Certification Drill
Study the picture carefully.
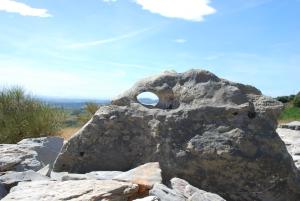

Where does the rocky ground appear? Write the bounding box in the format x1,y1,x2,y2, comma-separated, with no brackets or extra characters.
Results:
277,121,300,169
1,70,300,201
0,137,225,200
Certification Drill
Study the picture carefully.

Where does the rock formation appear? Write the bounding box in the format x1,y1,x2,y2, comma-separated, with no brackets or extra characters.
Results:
277,124,300,169
0,137,63,172
53,69,300,201
279,121,300,130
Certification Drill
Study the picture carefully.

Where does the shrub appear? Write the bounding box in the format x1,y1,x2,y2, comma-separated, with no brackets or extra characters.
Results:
0,87,66,143
77,102,100,124
294,94,300,107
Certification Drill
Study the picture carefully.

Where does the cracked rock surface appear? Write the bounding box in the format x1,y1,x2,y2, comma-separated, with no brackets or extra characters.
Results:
53,69,300,201
1,180,139,201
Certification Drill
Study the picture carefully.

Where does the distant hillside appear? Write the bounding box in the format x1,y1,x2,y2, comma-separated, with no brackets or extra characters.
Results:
40,97,111,109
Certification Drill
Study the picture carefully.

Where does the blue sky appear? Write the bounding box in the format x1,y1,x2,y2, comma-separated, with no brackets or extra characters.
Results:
0,0,299,99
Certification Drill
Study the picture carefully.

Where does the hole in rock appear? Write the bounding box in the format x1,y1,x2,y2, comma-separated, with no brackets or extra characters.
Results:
248,111,256,119
79,152,85,157
137,92,159,107
232,112,239,116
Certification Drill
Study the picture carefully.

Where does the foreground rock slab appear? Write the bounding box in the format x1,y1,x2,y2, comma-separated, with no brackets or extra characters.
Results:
170,178,226,201
2,180,139,201
279,121,300,130
149,178,225,201
277,128,300,168
133,196,160,201
0,137,63,172
0,170,49,189
54,69,300,201
114,162,162,190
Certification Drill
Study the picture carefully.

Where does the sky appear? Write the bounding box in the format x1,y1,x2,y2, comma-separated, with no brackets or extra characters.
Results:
0,0,299,99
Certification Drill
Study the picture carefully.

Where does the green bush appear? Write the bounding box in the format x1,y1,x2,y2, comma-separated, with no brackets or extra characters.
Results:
77,102,100,125
0,87,66,143
293,94,300,108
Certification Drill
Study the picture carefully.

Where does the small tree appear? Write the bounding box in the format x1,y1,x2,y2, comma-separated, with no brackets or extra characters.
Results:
0,87,66,143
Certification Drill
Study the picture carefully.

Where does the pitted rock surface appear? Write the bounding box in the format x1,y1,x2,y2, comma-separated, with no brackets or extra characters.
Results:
54,69,300,201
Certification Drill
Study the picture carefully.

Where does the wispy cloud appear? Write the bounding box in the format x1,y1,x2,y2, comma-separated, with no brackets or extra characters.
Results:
174,38,186,43
0,0,51,17
67,27,152,49
135,0,216,21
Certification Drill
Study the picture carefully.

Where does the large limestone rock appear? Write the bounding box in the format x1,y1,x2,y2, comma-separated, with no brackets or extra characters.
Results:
0,137,63,172
54,69,300,201
2,180,139,201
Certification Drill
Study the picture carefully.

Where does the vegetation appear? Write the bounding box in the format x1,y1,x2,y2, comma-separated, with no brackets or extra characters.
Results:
276,95,296,104
277,93,300,122
279,105,300,122
293,94,300,108
0,87,66,143
59,102,101,139
77,102,100,125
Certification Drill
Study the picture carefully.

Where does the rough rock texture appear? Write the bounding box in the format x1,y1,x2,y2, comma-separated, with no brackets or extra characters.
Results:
150,183,185,201
133,196,160,201
150,178,225,201
50,171,123,181
2,180,139,201
0,182,7,199
170,178,226,201
114,162,162,189
277,128,300,168
0,170,49,189
0,137,63,172
279,121,300,131
54,69,300,201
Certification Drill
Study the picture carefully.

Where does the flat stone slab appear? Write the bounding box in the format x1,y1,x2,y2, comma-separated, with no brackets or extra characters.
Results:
0,137,63,172
149,178,226,201
114,162,162,189
50,171,123,181
0,182,7,199
2,180,139,201
0,170,49,189
279,121,300,130
277,128,300,168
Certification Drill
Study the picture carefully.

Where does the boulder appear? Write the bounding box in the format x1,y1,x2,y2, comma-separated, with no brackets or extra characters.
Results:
0,170,49,189
2,180,139,201
54,69,300,200
277,128,300,168
0,137,63,172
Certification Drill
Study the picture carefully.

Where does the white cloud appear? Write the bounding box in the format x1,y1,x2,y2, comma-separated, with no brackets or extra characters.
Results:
135,0,216,21
0,0,51,17
174,38,186,43
67,27,152,49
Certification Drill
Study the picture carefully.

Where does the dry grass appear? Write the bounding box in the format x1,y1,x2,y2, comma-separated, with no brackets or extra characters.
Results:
59,127,81,140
